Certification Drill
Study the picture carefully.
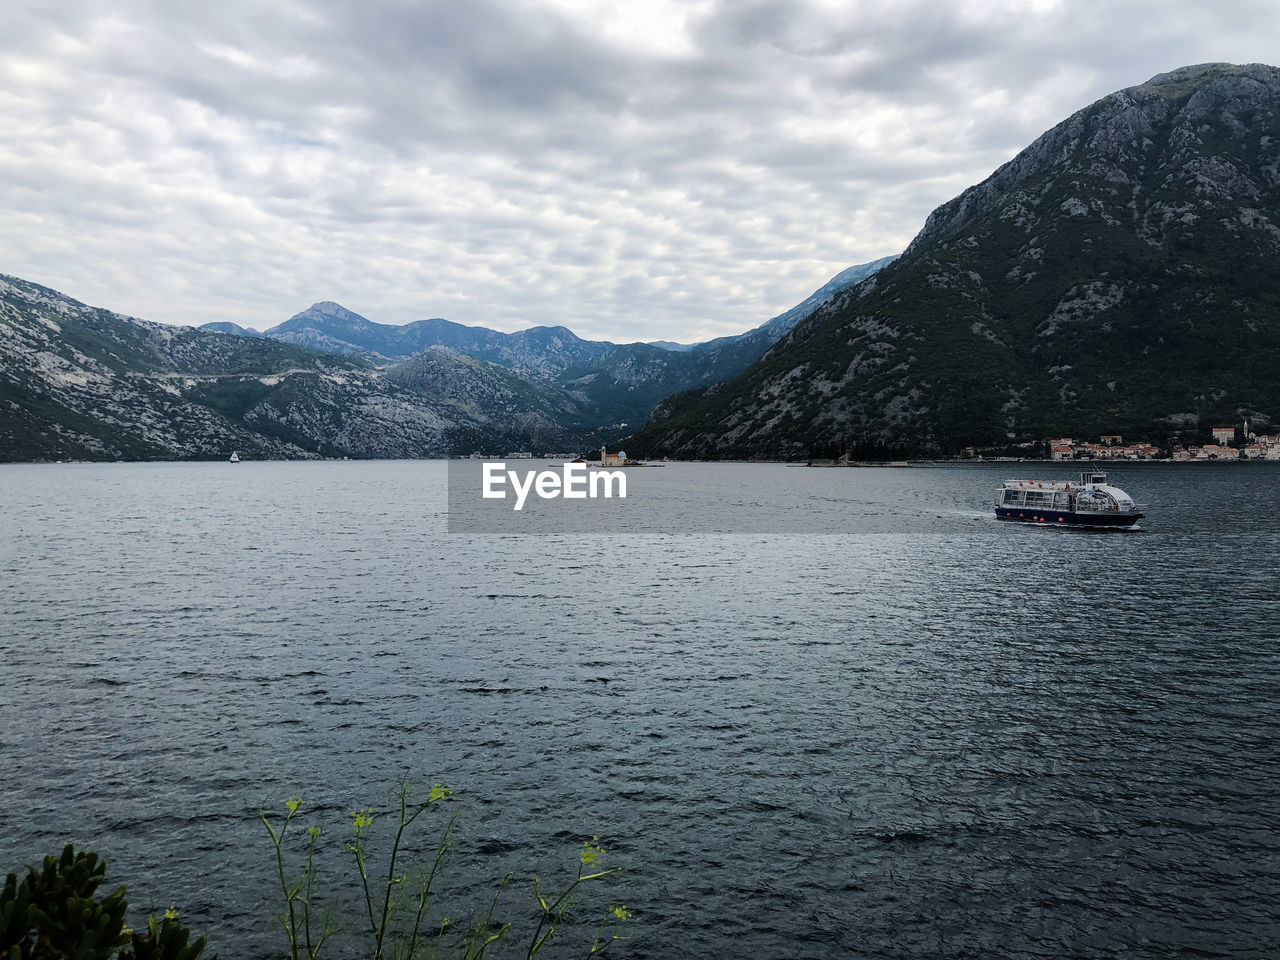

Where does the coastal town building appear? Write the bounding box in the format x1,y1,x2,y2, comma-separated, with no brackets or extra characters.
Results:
1244,434,1280,459
1049,422,1278,461
1050,437,1160,460
1194,444,1239,460
1171,433,1279,460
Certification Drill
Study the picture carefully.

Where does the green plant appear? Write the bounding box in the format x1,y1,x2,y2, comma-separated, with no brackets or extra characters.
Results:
124,910,211,960
526,838,627,959
261,796,337,960
0,844,213,960
264,782,632,960
347,783,458,960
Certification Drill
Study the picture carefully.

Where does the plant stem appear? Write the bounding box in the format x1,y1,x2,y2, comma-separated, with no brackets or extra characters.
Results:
303,828,318,959
405,812,458,960
353,828,377,948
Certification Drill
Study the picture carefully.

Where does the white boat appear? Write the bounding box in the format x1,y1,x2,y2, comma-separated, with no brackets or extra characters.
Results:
229,451,240,463
994,472,1143,527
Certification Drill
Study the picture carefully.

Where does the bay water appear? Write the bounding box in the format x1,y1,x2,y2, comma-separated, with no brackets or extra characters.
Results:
2,460,1277,958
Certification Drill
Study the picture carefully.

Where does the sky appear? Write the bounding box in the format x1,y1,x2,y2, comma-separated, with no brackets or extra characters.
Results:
2,1,1278,344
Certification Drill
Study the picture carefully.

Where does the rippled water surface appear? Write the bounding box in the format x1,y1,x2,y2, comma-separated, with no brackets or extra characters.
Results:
2,460,1278,958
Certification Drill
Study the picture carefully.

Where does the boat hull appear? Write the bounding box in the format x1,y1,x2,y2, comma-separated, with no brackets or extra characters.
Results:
994,507,1143,527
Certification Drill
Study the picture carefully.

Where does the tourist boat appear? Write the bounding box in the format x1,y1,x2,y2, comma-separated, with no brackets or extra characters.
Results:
994,471,1144,527
229,451,240,463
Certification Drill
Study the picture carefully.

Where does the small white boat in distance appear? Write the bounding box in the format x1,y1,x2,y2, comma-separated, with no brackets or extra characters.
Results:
229,451,240,463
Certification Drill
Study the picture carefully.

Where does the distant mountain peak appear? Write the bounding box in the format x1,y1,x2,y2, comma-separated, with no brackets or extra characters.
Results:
199,321,262,337
282,300,373,326
904,60,1280,257
305,300,360,317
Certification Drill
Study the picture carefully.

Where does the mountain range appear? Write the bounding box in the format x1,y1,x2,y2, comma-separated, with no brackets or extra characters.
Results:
0,273,449,460
200,255,897,430
200,256,898,372
628,63,1280,458
0,257,892,461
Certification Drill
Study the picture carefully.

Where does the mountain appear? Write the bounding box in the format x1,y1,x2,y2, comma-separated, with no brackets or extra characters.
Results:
233,258,897,373
0,275,600,461
247,302,615,378
696,255,899,349
627,63,1280,459
207,257,896,430
2,252,898,461
384,347,608,450
200,321,262,337
553,254,903,428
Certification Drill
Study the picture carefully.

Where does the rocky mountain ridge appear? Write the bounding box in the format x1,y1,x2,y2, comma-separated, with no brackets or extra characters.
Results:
208,258,897,373
0,275,597,460
0,254,895,460
262,303,612,378
628,63,1280,458
201,257,898,431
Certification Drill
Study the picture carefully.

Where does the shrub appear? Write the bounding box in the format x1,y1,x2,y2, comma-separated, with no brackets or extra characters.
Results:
0,845,212,960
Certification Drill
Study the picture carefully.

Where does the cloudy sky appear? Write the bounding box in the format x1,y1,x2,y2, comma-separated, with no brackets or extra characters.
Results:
2,1,1277,343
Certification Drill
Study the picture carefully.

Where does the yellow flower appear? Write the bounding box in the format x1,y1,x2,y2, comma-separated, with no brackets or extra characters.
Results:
580,836,605,866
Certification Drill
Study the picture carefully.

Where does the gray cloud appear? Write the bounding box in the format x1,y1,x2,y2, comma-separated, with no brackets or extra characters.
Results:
2,0,1279,342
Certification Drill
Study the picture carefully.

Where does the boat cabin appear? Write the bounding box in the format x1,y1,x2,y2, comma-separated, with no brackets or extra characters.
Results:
999,485,1073,511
